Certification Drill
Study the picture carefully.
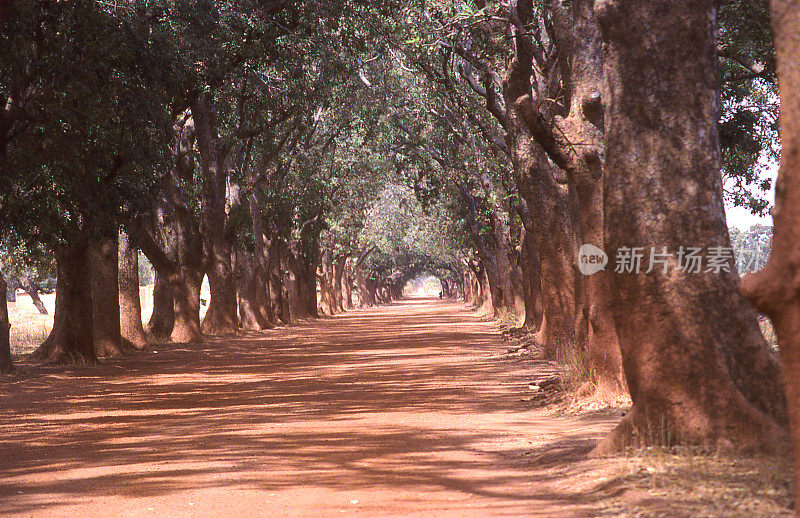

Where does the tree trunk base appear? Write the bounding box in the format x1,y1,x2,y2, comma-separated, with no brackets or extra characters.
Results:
590,403,788,458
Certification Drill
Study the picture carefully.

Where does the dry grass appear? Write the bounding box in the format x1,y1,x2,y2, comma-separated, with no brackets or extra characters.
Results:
602,448,795,517
8,293,55,355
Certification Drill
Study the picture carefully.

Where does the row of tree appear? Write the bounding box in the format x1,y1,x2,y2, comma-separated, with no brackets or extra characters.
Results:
2,0,800,494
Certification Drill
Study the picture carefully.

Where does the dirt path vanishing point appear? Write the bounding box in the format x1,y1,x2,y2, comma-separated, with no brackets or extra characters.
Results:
0,299,723,517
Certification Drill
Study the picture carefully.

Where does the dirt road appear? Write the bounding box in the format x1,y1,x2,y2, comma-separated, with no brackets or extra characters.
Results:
0,299,630,517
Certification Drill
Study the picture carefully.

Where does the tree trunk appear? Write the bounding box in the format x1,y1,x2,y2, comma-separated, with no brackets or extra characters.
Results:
459,184,509,316
317,250,335,316
503,7,582,359
520,226,543,331
740,0,800,500
90,237,124,357
476,262,494,314
118,230,148,350
288,250,315,320
593,0,786,454
0,272,13,373
248,190,276,325
136,112,204,343
234,249,270,331
34,239,97,364
356,269,376,308
549,0,625,398
333,255,346,313
192,94,238,336
268,241,289,324
16,274,47,315
343,258,354,310
147,270,174,338
169,265,203,343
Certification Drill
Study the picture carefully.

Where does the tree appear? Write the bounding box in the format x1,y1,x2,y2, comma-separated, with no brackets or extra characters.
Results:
740,0,800,503
0,271,12,373
0,1,172,362
593,0,785,453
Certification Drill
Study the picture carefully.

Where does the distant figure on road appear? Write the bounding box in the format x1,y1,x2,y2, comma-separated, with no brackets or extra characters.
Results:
439,291,443,299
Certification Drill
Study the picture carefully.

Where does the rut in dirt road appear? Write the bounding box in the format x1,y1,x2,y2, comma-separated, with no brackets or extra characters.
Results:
0,299,621,516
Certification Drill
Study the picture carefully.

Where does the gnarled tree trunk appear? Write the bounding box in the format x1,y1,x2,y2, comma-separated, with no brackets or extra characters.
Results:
594,0,786,453
118,231,148,350
234,249,270,331
34,238,96,364
147,270,174,338
740,0,800,500
192,94,238,336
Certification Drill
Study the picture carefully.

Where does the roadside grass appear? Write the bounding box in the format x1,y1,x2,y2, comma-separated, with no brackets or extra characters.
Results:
604,447,795,517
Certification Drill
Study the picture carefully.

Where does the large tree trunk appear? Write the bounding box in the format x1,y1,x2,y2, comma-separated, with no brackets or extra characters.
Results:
474,262,494,314
147,270,174,338
317,250,335,316
549,0,625,398
356,269,376,308
333,255,346,313
169,265,203,343
479,172,521,320
234,249,270,331
287,249,318,320
740,0,800,501
135,111,205,343
343,258,354,310
192,94,239,336
247,188,276,325
593,0,786,454
503,71,579,358
90,237,124,357
520,225,543,331
118,231,148,350
268,241,289,324
0,272,13,373
34,239,97,364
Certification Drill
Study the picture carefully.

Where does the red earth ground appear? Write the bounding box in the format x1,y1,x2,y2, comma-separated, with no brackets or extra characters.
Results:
0,299,698,516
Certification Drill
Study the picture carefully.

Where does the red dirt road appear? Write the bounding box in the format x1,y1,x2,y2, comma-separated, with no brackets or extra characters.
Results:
0,299,624,517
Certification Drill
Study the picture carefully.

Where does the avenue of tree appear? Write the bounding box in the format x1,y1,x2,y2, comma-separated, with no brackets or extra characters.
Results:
2,0,800,504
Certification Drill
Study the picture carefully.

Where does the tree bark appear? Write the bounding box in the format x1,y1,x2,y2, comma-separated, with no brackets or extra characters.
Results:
192,94,239,335
317,249,335,316
247,188,276,325
169,265,203,343
0,272,13,373
333,255,347,313
740,0,800,501
90,237,124,357
520,225,543,331
34,239,97,364
118,230,148,350
342,257,354,310
147,270,174,338
503,83,581,357
269,240,290,324
234,248,270,331
549,0,625,398
593,0,786,454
